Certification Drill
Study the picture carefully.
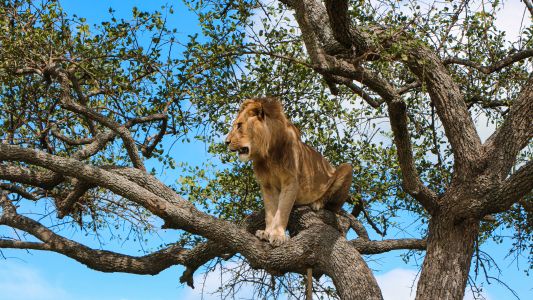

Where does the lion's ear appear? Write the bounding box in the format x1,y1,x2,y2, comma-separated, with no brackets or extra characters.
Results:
251,105,265,120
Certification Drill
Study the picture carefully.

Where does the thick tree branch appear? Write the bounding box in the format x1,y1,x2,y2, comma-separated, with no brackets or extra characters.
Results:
280,0,344,54
387,100,439,214
0,208,189,275
323,0,375,56
0,239,51,250
0,164,61,189
407,47,482,179
0,145,357,280
178,241,234,288
324,0,352,48
485,76,533,178
476,160,533,216
444,49,533,74
351,238,427,254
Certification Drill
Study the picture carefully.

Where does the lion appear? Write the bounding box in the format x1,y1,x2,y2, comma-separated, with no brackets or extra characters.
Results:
225,97,353,246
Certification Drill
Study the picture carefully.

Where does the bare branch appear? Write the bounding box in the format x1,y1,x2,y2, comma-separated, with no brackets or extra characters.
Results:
179,241,233,288
51,127,94,145
70,130,116,160
444,49,533,74
351,238,427,254
59,100,145,171
0,183,37,200
397,81,421,95
141,117,168,158
0,191,16,214
342,81,384,108
340,210,370,240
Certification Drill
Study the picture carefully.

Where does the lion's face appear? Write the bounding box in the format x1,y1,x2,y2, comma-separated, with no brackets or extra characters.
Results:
225,101,268,162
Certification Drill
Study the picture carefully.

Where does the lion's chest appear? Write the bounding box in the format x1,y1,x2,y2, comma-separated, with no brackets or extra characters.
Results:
253,159,333,205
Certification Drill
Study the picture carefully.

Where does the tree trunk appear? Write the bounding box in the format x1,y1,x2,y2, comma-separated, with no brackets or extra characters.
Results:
415,213,479,300
317,227,383,300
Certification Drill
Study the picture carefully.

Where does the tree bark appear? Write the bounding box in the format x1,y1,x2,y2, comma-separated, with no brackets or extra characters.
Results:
415,213,479,300
314,225,383,300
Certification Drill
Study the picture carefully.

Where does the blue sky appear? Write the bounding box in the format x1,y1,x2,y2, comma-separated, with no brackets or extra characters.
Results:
0,1,531,299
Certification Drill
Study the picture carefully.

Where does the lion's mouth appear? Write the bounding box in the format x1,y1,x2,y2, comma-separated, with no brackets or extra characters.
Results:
238,147,249,155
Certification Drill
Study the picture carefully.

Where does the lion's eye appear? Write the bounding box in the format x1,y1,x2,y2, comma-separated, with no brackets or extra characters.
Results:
236,122,242,129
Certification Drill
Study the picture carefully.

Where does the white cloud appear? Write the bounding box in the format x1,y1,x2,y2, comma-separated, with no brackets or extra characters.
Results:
0,261,69,300
376,268,492,300
376,268,419,300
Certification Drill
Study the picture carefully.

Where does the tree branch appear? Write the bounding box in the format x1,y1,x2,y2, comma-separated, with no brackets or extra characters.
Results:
51,127,95,145
280,0,344,54
0,145,324,276
484,76,533,178
323,0,374,56
522,0,533,17
56,179,93,218
444,49,533,74
342,81,384,108
0,209,190,275
407,47,482,179
0,239,52,250
387,100,439,214
351,238,427,254
0,183,37,200
141,117,168,158
59,99,145,171
476,160,533,216
0,164,61,189
46,69,145,171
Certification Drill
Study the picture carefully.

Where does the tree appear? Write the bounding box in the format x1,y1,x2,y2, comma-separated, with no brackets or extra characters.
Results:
0,0,531,299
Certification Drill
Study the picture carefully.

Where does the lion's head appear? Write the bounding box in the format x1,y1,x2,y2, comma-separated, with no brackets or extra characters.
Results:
225,97,287,162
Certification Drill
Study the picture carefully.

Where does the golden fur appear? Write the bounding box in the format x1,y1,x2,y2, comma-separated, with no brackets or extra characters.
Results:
226,97,353,246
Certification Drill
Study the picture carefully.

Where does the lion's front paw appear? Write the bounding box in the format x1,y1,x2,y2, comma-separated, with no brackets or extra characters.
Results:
255,229,270,241
310,201,323,211
268,232,289,247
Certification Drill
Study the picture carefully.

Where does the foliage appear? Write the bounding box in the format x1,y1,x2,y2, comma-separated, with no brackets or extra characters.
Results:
0,0,531,298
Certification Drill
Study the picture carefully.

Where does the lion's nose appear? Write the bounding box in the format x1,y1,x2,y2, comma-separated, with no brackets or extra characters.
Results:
225,139,230,146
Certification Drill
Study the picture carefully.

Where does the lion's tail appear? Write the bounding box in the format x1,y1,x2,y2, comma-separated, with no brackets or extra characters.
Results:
324,163,353,212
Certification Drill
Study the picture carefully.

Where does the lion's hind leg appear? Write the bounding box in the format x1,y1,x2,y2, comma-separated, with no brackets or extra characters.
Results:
324,163,353,212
